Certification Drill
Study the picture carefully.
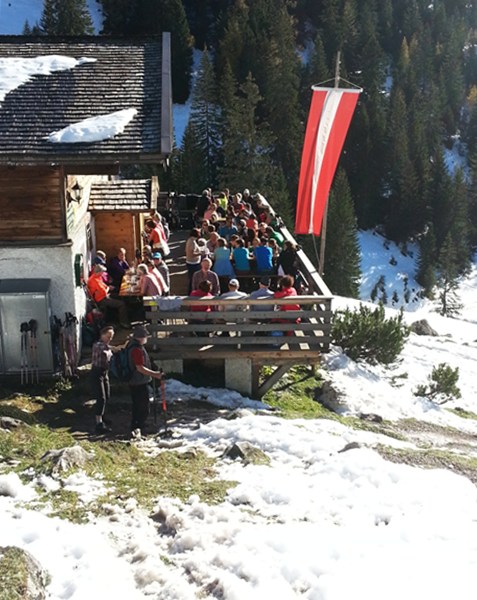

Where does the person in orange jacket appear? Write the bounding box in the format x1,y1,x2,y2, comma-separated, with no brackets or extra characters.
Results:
87,265,130,328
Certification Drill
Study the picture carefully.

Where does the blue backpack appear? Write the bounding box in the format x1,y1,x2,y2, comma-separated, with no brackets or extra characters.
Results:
109,340,139,382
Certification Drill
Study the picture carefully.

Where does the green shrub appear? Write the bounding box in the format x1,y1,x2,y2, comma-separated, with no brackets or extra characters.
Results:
414,363,461,404
331,304,409,365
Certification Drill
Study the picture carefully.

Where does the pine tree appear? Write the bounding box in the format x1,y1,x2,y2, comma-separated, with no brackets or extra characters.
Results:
98,0,132,33
22,20,32,35
100,0,193,102
40,0,94,35
189,49,222,188
467,150,477,248
154,0,194,103
219,72,274,192
39,0,58,34
216,1,252,84
448,169,471,275
437,234,463,317
416,224,437,297
428,147,453,252
323,169,361,297
300,33,329,113
176,123,208,192
320,0,343,65
344,6,387,229
384,86,419,241
261,1,303,196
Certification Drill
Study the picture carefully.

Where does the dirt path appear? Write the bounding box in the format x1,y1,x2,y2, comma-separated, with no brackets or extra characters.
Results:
371,417,477,485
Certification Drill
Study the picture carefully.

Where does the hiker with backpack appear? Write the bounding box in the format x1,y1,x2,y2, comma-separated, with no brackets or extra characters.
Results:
127,324,164,437
91,325,125,434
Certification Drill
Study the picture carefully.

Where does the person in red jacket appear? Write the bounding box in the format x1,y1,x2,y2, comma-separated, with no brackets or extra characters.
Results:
87,265,129,328
274,275,300,311
273,275,301,337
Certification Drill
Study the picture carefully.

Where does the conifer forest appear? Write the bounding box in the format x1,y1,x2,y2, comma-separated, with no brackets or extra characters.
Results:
30,0,477,297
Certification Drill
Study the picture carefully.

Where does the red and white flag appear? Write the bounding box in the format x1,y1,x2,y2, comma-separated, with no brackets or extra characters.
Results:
295,87,361,236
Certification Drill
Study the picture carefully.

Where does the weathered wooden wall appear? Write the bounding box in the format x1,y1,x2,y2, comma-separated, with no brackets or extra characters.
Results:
0,166,64,242
93,212,141,261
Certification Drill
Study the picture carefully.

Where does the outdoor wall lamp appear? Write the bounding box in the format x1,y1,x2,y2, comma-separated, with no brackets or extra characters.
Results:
69,181,83,203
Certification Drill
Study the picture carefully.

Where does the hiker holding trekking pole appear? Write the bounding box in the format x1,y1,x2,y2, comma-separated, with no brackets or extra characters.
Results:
128,324,165,437
90,325,125,434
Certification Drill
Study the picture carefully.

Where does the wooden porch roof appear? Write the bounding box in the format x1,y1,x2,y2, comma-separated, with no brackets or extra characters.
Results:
88,179,157,212
0,35,172,166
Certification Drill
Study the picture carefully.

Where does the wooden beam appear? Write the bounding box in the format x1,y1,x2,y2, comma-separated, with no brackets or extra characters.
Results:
148,348,322,361
256,363,295,398
63,165,120,175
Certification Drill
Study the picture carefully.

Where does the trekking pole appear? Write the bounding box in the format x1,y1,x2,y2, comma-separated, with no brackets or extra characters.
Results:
65,312,78,379
152,376,158,427
160,370,171,437
28,319,39,383
51,316,62,373
20,322,29,385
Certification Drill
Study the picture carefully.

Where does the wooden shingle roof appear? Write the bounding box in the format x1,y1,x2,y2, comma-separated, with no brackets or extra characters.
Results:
0,35,172,166
89,179,155,212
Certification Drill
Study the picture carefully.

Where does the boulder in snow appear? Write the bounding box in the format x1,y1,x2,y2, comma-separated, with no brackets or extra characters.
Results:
410,319,439,336
338,441,362,453
223,442,270,465
0,546,49,600
41,445,94,475
314,382,349,413
0,416,27,430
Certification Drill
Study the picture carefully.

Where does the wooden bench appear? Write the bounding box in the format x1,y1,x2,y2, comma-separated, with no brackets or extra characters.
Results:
143,295,332,397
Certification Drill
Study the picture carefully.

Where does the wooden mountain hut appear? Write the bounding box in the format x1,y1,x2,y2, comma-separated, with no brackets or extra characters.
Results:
0,34,173,374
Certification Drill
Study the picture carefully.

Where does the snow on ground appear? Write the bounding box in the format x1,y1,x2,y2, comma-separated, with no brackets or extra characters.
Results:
1,232,477,598
173,49,202,148
358,229,422,309
331,230,477,427
47,108,137,144
2,408,477,599
444,134,469,178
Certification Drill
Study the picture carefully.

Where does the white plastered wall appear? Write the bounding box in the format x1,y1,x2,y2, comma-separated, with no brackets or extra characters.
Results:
0,244,79,320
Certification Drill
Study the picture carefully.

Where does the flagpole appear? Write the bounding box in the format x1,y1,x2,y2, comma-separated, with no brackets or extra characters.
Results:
318,51,341,277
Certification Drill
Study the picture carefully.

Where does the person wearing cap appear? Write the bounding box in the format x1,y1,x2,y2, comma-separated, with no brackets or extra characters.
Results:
215,278,248,337
87,264,130,328
191,258,220,296
218,279,247,310
152,252,170,292
128,324,164,436
89,250,111,284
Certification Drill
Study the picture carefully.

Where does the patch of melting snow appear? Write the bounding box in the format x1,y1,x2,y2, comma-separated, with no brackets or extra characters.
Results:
0,55,96,104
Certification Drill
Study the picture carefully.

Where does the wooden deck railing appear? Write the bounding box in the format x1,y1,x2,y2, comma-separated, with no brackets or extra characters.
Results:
143,295,332,360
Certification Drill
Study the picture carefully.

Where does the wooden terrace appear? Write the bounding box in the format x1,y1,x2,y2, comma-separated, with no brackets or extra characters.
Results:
143,225,333,398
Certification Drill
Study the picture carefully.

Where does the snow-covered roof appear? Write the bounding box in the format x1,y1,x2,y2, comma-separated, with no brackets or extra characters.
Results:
0,36,173,165
47,108,138,144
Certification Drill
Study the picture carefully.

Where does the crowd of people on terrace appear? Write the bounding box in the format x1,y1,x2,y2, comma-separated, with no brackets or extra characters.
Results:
184,187,304,296
86,187,306,328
